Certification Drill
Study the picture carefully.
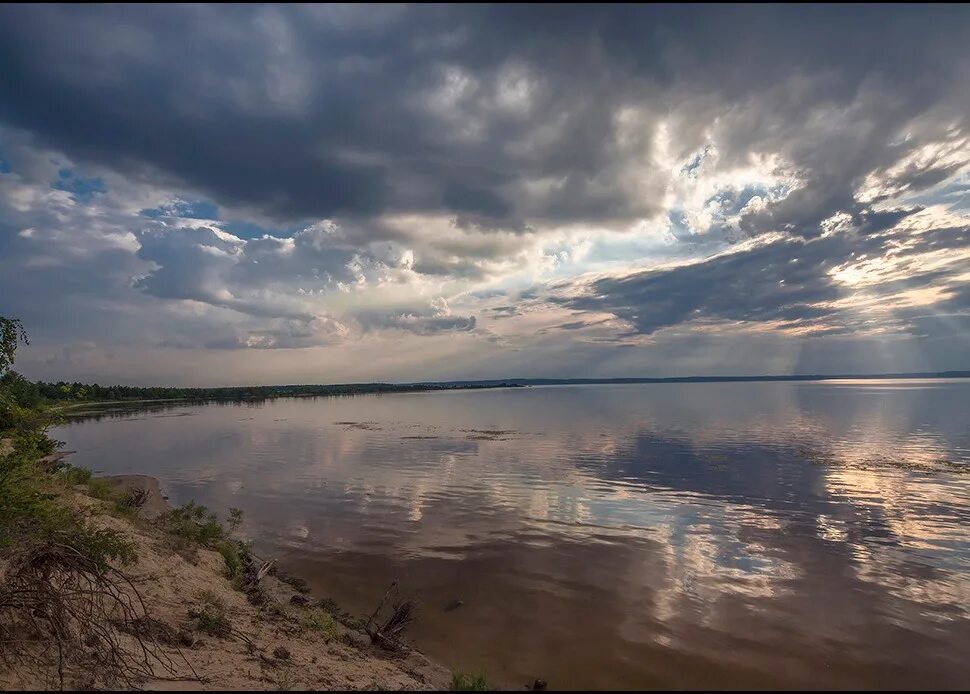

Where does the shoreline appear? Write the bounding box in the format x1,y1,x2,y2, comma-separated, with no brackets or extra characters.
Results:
1,467,458,691
46,370,970,417
104,472,457,690
46,382,525,416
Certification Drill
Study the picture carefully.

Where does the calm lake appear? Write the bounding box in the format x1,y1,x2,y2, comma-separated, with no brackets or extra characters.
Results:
54,380,970,689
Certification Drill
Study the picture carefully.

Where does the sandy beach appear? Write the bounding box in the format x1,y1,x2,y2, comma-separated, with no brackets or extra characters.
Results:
0,472,453,691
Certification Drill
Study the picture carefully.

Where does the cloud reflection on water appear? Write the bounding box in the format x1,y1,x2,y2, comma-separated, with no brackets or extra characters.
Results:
56,381,970,688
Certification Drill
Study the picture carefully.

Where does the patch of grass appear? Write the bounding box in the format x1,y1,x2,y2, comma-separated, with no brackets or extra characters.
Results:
452,671,492,691
53,465,148,520
188,592,232,638
300,609,338,642
84,476,118,501
57,464,92,485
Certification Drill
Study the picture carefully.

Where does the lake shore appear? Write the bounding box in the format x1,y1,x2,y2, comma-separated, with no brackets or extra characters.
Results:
0,470,457,691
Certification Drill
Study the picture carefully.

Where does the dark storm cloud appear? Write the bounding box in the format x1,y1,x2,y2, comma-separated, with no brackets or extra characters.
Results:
852,208,921,236
356,310,476,337
2,4,970,381
0,5,968,233
562,238,842,335
558,215,970,337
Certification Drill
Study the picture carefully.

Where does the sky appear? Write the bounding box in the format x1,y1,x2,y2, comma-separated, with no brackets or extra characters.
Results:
1,4,970,386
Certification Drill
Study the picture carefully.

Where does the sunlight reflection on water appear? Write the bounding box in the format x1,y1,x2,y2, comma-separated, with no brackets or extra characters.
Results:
56,380,970,689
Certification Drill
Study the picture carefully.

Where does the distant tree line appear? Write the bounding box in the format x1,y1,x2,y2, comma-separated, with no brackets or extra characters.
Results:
21,378,511,404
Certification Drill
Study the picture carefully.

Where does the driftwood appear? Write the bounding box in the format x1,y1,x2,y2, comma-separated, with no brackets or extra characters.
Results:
363,581,416,651
233,551,276,606
254,559,276,584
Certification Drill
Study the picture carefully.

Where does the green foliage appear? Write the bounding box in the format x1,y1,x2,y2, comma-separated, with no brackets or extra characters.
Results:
300,609,338,642
217,540,243,580
1,370,41,408
0,476,49,548
0,372,52,435
0,316,28,378
451,672,492,691
12,427,59,461
0,388,17,432
58,464,93,485
0,318,137,571
0,432,136,565
188,593,232,637
60,525,138,566
84,476,118,501
158,501,248,581
159,501,225,546
31,378,508,405
0,430,63,547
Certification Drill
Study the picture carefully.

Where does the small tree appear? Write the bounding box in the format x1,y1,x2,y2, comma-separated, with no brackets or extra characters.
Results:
0,316,28,377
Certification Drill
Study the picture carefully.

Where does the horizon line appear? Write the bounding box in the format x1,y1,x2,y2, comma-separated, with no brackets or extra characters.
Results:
30,369,970,391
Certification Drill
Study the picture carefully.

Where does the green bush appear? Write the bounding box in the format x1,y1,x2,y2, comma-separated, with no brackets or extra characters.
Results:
0,431,67,547
159,501,225,546
217,540,243,580
0,318,135,571
85,477,118,501
452,672,492,691
60,524,138,566
0,370,42,410
301,609,338,642
58,464,93,485
0,431,136,564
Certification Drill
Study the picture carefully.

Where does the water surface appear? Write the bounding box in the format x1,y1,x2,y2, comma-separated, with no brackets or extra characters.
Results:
55,381,970,689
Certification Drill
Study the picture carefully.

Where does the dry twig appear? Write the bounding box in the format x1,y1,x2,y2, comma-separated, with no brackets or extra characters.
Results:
364,581,416,651
0,541,182,689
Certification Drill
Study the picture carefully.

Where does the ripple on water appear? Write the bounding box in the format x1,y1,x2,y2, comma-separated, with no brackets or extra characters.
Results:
53,381,970,689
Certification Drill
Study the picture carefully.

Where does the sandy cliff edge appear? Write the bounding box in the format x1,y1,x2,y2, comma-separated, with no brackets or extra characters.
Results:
1,473,453,691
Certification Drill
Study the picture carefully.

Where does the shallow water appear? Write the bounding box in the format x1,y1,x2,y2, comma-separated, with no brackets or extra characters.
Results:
54,380,970,689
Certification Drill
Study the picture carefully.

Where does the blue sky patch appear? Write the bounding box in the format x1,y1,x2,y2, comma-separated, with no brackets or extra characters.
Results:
52,168,106,202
